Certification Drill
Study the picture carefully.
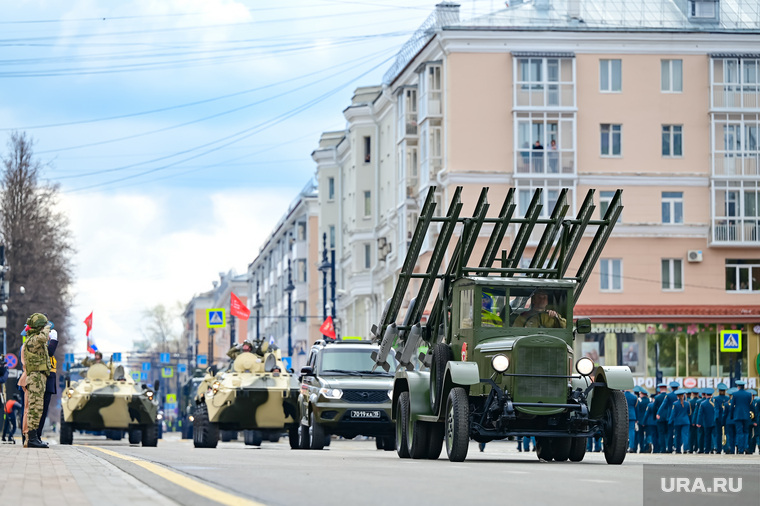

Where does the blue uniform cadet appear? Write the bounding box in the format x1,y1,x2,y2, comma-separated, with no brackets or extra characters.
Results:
669,389,691,453
749,390,759,454
697,388,716,453
651,382,668,453
730,381,752,454
634,386,651,452
625,389,638,452
713,383,729,453
657,381,680,452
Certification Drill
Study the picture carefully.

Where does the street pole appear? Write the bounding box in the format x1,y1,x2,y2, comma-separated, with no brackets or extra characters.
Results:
330,249,336,321
254,280,262,341
230,313,236,348
321,233,328,321
285,259,295,357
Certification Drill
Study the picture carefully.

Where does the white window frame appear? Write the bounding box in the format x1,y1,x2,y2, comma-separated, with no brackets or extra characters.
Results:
600,124,622,157
661,59,683,93
600,258,623,292
599,59,622,93
329,225,335,248
363,190,371,218
364,243,371,269
662,125,683,157
725,259,760,292
661,258,684,291
327,177,335,201
599,190,622,222
516,179,575,218
662,191,684,224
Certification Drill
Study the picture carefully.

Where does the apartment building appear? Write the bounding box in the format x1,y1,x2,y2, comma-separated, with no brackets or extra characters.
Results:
313,0,760,385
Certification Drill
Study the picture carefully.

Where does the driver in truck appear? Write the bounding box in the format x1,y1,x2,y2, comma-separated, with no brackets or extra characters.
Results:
513,289,566,328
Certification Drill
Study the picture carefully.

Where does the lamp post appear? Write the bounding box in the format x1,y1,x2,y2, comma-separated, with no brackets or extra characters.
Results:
320,233,328,322
253,280,263,341
284,259,295,357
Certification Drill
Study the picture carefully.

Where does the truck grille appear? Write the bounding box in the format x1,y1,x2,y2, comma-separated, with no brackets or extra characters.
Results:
341,390,388,403
514,345,566,400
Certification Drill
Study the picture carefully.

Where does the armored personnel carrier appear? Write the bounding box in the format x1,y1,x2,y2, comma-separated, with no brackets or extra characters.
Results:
372,186,633,464
60,362,160,446
193,343,300,449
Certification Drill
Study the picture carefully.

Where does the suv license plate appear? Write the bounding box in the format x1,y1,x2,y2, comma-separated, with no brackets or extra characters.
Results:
350,410,381,419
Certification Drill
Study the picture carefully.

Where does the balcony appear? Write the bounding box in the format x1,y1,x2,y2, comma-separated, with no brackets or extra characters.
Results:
515,150,574,175
419,91,442,122
713,153,760,176
712,86,760,110
713,218,760,243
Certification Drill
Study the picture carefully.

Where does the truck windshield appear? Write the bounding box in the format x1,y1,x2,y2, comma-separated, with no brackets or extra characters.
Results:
319,348,397,375
507,287,568,329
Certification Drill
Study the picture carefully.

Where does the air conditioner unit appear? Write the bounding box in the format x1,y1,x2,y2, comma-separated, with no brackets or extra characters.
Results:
687,250,703,262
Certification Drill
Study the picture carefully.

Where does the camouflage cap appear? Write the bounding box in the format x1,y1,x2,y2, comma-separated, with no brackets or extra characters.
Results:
26,312,48,329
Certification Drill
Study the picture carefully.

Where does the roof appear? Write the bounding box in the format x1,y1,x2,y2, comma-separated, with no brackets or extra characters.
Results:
574,305,760,322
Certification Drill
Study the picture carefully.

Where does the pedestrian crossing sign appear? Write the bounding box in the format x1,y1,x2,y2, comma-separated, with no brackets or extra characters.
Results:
206,308,226,328
720,329,742,352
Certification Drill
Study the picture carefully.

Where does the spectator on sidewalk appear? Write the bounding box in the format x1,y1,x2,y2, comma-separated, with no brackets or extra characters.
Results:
2,394,23,443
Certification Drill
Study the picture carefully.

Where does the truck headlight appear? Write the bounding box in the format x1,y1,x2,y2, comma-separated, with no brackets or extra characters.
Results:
189,415,194,422
491,354,510,374
319,387,342,399
576,357,595,376
146,390,154,400
212,381,220,394
67,388,74,398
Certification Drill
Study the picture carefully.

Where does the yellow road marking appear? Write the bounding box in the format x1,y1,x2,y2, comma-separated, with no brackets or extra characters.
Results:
85,446,267,506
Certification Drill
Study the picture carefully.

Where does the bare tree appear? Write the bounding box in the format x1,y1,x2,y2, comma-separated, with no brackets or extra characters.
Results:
137,303,184,353
0,132,75,354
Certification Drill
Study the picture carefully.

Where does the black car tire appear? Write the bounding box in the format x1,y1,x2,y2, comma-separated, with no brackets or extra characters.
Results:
430,343,452,415
536,437,554,461
395,391,411,458
193,403,218,448
382,434,395,452
603,390,628,465
569,437,587,462
409,419,431,459
309,412,325,450
128,428,142,445
552,437,572,462
426,422,444,460
444,387,469,462
376,437,384,450
141,424,159,447
288,425,299,449
299,422,310,449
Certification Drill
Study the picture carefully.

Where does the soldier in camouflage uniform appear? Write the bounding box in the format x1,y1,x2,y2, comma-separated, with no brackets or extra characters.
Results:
23,313,51,449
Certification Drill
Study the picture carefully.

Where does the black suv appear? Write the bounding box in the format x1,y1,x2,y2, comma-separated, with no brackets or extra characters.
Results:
297,340,397,450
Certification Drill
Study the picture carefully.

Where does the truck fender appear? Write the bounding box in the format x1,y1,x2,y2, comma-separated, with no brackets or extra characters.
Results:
392,370,432,421
444,361,480,387
589,366,634,419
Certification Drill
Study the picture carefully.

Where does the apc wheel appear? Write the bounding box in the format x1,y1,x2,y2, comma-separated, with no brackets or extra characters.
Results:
395,391,411,458
193,404,218,448
288,426,299,449
299,422,310,449
60,422,73,445
309,412,325,450
444,387,469,462
243,430,262,446
128,428,142,445
536,437,554,461
426,422,444,460
552,437,572,462
569,437,587,462
603,391,628,465
221,430,237,442
409,419,431,459
268,432,281,443
141,424,159,447
430,343,453,415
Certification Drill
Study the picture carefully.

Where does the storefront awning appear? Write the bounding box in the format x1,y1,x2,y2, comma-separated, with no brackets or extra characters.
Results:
574,305,760,324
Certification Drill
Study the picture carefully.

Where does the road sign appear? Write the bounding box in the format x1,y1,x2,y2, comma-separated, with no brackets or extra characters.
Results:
160,353,170,364
161,367,174,378
720,329,742,352
64,353,75,363
131,372,140,381
141,372,148,381
164,402,177,411
5,353,17,369
282,356,292,371
142,362,151,371
178,363,187,373
166,394,176,403
206,308,226,328
112,352,122,362
197,355,208,366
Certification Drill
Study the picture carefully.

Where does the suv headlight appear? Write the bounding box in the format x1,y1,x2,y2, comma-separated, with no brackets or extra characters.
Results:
319,387,343,399
491,354,510,374
387,389,393,400
576,357,595,376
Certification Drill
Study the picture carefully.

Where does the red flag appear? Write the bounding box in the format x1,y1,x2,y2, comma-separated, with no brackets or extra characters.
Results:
84,312,98,353
319,316,336,339
230,292,251,320
84,312,93,336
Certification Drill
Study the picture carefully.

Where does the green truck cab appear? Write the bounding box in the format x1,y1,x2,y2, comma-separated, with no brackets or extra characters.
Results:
372,185,633,464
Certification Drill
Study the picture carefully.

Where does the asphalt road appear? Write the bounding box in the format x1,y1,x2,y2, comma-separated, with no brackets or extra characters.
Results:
36,432,755,506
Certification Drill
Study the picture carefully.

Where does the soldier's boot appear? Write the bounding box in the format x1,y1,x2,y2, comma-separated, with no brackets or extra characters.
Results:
27,429,48,449
22,432,27,447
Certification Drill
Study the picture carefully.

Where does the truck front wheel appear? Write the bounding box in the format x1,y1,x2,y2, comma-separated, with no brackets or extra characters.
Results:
395,391,411,458
444,387,469,462
603,390,628,465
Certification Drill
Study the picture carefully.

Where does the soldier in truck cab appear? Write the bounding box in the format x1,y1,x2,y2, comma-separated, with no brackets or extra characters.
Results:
512,289,566,328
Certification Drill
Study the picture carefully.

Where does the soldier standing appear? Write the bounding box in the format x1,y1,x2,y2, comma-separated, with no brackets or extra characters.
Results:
730,380,752,454
650,382,667,453
713,383,729,453
656,381,679,453
696,388,716,454
634,386,650,452
22,313,51,449
624,388,637,453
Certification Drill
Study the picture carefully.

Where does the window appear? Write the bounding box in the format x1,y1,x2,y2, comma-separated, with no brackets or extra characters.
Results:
690,0,716,18
599,190,622,222
600,258,622,291
662,192,684,224
296,222,306,241
363,136,371,163
363,191,371,218
296,301,307,322
459,288,474,329
517,180,573,218
364,243,371,269
662,125,683,157
600,59,622,92
327,177,335,200
329,225,335,248
515,57,575,108
725,259,760,291
600,124,622,156
661,59,683,92
661,259,684,290
296,259,307,283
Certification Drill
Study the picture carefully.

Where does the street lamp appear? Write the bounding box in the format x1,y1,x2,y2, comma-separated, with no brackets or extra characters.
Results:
318,235,336,321
252,280,263,341
284,259,295,357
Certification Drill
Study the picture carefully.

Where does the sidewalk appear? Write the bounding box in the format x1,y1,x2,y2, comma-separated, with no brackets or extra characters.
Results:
0,442,177,506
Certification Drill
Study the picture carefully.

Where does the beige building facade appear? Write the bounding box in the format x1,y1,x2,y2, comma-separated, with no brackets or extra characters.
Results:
313,0,760,386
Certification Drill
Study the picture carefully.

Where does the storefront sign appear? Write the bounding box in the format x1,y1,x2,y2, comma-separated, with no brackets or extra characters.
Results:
634,376,757,391
591,324,639,334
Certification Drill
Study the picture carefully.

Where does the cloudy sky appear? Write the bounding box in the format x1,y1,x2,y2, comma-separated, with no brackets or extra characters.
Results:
0,1,495,353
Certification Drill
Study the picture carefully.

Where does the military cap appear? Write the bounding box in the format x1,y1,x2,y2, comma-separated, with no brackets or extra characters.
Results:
674,389,687,395
735,380,746,386
704,388,714,395
669,381,680,388
748,389,757,396
657,382,667,388
633,385,645,394
25,312,48,329
727,387,738,395
717,382,728,390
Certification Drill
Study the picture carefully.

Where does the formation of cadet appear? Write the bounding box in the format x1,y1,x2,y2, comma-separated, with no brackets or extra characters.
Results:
626,380,760,455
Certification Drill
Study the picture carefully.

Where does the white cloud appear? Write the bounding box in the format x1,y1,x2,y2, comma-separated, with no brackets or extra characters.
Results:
59,186,292,353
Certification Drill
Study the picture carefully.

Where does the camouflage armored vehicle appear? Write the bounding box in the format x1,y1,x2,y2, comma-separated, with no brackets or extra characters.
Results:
60,361,160,446
372,186,633,464
193,341,300,448
298,339,397,450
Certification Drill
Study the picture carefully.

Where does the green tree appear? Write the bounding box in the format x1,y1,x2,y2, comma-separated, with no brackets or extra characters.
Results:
1,132,74,353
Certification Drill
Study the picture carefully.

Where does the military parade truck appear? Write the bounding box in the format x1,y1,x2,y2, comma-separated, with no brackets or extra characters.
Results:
193,341,300,449
371,186,633,463
60,361,161,446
